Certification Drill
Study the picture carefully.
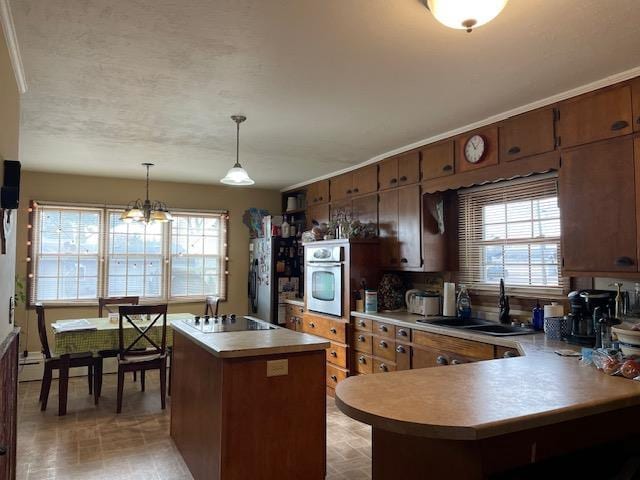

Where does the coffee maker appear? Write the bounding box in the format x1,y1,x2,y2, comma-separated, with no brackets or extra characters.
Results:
567,290,616,346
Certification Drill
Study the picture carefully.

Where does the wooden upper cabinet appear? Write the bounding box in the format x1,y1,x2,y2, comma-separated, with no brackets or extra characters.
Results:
455,126,499,173
378,189,399,267
352,165,378,196
329,198,352,220
499,108,556,162
558,85,633,149
397,152,420,186
330,174,353,202
352,193,378,227
421,141,454,181
306,203,329,228
378,157,399,191
559,136,637,273
397,185,422,269
632,78,640,132
307,180,329,205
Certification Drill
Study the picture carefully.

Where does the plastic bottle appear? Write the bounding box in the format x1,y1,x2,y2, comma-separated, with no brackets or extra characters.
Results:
532,300,544,331
281,215,290,239
457,285,472,319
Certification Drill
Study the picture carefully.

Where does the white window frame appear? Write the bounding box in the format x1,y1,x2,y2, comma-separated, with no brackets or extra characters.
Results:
28,201,229,306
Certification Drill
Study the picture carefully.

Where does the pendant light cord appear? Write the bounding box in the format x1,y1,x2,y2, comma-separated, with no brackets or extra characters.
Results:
235,119,241,167
145,164,150,201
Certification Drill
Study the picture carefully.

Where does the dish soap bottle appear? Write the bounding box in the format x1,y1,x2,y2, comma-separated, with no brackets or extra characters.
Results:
532,300,544,331
457,285,472,320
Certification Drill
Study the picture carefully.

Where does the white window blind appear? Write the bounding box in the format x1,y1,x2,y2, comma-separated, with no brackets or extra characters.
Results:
457,175,566,296
31,205,103,303
170,213,227,300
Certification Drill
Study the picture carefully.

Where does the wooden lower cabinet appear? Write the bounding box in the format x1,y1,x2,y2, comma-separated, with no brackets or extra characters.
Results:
355,353,374,374
395,342,411,370
326,342,348,368
285,303,305,332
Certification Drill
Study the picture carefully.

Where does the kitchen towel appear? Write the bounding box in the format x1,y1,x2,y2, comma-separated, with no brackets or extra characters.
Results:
443,282,456,317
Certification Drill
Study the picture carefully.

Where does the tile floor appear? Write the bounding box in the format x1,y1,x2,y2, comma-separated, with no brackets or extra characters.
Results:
17,372,372,479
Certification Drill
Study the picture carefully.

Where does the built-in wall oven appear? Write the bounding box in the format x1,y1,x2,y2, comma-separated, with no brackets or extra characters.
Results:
305,245,343,317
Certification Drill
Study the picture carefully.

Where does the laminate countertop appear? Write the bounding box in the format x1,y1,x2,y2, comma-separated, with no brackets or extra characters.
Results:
336,311,640,441
171,316,328,359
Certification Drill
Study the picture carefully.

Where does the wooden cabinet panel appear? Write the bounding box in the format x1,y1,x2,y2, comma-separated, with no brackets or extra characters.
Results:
558,85,633,148
373,358,396,374
306,203,329,228
355,353,373,374
353,165,378,195
352,193,378,226
330,174,353,202
378,189,399,267
373,337,396,362
395,342,411,370
302,313,348,344
411,345,442,369
398,151,420,186
326,342,348,368
499,108,556,161
354,331,373,354
330,199,352,220
455,126,499,173
378,158,399,191
559,136,637,273
398,185,422,269
421,141,454,181
327,363,348,388
354,317,373,332
633,79,640,133
412,331,494,360
373,320,396,339
307,180,329,205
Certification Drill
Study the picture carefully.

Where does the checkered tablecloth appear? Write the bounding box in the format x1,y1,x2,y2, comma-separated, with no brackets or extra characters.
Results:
52,313,194,355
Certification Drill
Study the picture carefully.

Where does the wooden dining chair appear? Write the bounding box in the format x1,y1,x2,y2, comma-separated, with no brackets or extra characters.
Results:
35,304,96,415
98,296,139,317
204,295,220,317
116,304,168,413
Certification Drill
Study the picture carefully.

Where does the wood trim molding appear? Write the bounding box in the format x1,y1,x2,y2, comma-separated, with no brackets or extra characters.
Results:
282,65,640,193
0,0,27,94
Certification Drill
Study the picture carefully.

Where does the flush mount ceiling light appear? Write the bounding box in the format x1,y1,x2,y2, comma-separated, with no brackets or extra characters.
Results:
121,163,173,224
426,0,509,33
220,115,255,186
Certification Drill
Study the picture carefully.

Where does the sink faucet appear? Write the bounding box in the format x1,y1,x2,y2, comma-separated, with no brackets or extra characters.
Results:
498,278,510,324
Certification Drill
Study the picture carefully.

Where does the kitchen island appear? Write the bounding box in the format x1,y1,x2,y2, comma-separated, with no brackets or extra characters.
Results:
170,316,329,480
336,312,640,479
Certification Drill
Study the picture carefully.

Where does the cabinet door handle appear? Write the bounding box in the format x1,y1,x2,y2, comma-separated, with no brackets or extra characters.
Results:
442,164,453,172
615,256,634,267
318,196,323,201
436,355,448,366
330,350,338,357
358,335,365,342
396,345,405,353
451,359,461,365
398,329,408,337
358,320,366,327
0,445,6,456
309,322,316,328
400,258,408,263
353,188,359,193
390,178,398,184
399,176,407,182
313,197,318,202
379,340,388,348
611,120,629,131
330,327,337,334
330,375,338,382
378,324,388,332
378,363,388,372
507,146,521,155
358,356,366,364
503,350,517,358
346,189,352,194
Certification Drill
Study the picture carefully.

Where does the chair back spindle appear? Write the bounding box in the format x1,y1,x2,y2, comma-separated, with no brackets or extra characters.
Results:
99,296,139,317
35,303,52,359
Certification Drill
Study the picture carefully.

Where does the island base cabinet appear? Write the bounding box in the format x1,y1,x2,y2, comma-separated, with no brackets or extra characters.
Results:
370,405,640,480
170,331,326,480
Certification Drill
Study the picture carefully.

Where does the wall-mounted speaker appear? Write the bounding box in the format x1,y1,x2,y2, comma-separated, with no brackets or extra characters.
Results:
1,160,20,209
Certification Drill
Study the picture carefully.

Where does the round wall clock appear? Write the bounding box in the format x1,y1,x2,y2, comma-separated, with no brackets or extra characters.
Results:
464,134,486,164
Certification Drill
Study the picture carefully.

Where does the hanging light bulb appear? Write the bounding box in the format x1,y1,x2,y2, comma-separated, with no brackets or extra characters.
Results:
426,0,509,32
220,115,255,186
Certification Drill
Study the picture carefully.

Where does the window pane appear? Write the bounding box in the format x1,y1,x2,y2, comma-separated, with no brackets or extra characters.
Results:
533,219,560,238
108,276,127,296
127,233,145,254
111,234,128,254
188,257,203,275
532,197,559,220
506,222,532,239
60,276,78,299
145,235,162,254
188,238,203,255
173,235,187,255
484,223,505,240
60,230,79,254
60,257,79,276
504,245,529,264
109,257,127,276
204,217,219,235
37,277,58,300
79,258,98,277
78,278,98,299
145,276,162,297
203,237,219,255
38,257,58,277
189,217,204,236
506,201,531,222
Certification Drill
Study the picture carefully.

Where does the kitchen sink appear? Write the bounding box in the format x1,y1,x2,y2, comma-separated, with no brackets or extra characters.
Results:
424,317,493,328
465,324,535,336
417,317,536,336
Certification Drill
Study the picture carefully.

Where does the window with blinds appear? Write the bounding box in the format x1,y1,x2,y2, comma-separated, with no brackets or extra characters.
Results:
457,175,566,296
30,203,228,304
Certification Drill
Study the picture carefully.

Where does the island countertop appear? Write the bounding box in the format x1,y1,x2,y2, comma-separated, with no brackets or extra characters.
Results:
336,311,640,441
171,316,329,358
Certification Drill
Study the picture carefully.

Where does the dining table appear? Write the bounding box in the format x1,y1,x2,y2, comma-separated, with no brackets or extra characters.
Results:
51,312,194,415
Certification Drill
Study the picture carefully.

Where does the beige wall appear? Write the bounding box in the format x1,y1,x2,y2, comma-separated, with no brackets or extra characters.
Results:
16,170,280,352
0,24,20,343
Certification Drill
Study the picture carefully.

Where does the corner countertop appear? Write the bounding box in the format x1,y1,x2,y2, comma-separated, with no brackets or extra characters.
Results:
171,316,328,359
336,311,640,441
283,298,305,308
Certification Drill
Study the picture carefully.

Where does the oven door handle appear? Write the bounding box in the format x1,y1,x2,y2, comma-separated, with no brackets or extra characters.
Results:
306,262,342,267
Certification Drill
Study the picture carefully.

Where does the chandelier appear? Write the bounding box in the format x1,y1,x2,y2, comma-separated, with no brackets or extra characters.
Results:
120,163,173,224
220,115,255,186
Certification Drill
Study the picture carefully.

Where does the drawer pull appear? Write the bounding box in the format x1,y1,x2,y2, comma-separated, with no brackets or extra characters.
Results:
451,359,461,365
436,355,448,366
358,356,366,364
399,176,407,182
0,446,6,456
358,335,366,342
330,375,338,382
503,350,517,358
400,258,408,263
611,120,629,131
390,178,398,184
398,329,408,337
378,363,388,372
507,146,521,155
330,327,337,334
309,322,316,328
442,164,453,172
379,340,388,348
379,325,388,333
615,256,634,267
330,351,338,357
396,345,406,353
358,320,366,327
346,189,352,194
353,188,359,193
318,196,323,201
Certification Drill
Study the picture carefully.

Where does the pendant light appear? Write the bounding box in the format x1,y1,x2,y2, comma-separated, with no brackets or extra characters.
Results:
220,115,255,186
426,0,509,33
120,163,173,224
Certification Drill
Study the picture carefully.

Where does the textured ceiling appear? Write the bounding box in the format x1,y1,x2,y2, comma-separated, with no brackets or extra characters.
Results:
10,0,640,189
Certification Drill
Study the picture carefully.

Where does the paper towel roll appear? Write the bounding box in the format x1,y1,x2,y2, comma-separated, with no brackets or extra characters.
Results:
443,282,456,317
544,302,564,318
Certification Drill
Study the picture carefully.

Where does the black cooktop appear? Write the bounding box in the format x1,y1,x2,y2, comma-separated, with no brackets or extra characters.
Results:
180,315,275,334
